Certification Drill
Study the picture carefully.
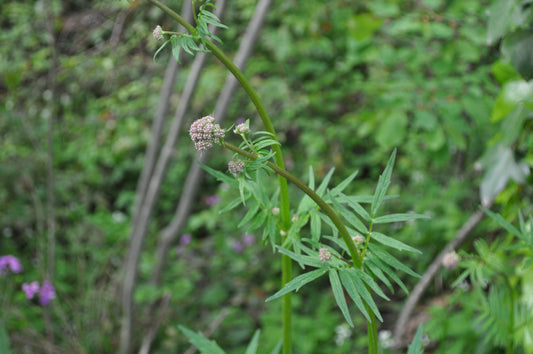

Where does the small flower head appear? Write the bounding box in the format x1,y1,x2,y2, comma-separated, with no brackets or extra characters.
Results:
39,281,56,305
228,160,245,174
233,121,249,135
153,25,163,41
0,255,23,275
442,251,460,270
291,214,299,222
189,116,225,151
22,281,40,299
271,207,280,216
280,230,287,236
319,247,332,262
352,235,365,244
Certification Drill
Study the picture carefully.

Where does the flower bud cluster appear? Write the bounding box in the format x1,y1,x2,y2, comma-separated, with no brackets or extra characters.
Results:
153,25,163,41
189,116,225,151
319,247,332,262
233,121,249,135
228,160,245,174
442,251,460,270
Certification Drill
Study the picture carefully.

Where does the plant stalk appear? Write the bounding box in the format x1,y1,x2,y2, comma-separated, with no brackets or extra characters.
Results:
148,1,293,351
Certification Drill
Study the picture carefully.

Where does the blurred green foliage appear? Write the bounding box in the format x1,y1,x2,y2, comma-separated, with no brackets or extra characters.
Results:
0,0,532,352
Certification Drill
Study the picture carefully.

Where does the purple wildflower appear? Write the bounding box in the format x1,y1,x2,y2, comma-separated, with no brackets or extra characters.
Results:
0,255,23,275
180,233,192,246
189,116,225,151
205,194,221,206
232,240,244,253
22,281,40,299
242,233,256,246
228,160,245,174
39,281,56,306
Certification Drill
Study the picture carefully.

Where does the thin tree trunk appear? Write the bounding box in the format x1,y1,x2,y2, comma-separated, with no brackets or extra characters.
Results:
119,1,221,352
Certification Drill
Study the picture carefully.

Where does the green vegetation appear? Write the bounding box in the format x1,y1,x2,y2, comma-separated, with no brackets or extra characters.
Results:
1,0,532,353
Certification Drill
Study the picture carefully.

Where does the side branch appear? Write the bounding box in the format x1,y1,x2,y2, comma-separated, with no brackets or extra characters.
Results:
223,142,363,268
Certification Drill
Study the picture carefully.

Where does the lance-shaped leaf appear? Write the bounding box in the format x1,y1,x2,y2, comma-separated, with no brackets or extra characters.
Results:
371,149,397,217
339,268,383,322
329,269,354,327
330,170,359,197
179,325,225,354
245,330,260,354
372,213,430,224
370,232,422,254
481,207,522,239
316,168,335,196
338,193,371,221
369,244,420,278
198,161,238,186
352,268,390,301
238,201,260,228
329,192,368,234
338,269,371,322
265,268,327,302
366,257,409,294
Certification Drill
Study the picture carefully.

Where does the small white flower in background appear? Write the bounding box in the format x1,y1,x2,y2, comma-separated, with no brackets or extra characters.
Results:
271,207,280,215
334,323,352,346
152,25,163,41
378,330,394,348
112,211,126,223
319,248,332,262
442,251,460,270
291,214,299,222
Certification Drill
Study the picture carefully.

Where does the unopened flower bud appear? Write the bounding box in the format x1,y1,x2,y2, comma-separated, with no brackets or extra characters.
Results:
153,25,163,41
271,207,280,216
352,235,364,244
233,121,249,135
319,248,332,262
442,251,460,270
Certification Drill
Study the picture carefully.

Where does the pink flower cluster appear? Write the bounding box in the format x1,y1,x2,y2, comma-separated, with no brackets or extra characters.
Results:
0,255,22,275
22,280,56,306
319,248,332,262
189,116,225,151
0,254,56,306
228,160,245,174
153,25,163,41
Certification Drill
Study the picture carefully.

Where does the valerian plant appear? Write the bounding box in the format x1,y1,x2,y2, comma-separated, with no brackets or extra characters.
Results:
149,1,429,352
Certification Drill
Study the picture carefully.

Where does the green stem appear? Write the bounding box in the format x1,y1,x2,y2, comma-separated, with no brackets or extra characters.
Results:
148,1,293,351
366,301,378,354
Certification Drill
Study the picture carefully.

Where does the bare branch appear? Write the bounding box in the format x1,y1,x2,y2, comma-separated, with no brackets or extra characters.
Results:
392,199,494,349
